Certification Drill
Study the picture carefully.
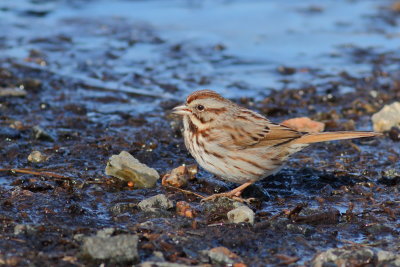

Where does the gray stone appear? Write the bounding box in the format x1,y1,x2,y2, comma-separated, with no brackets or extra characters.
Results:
286,223,315,236
208,250,234,265
105,151,159,188
73,234,85,242
382,168,400,178
227,205,254,225
312,248,400,267
81,234,139,263
32,126,54,141
138,194,174,212
377,250,400,266
0,87,27,97
372,102,400,132
380,168,400,186
204,247,241,266
96,227,115,238
139,262,194,267
14,224,37,236
365,223,394,236
109,203,137,215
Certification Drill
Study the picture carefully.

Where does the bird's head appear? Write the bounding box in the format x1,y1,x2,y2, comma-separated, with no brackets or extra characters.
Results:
172,90,234,129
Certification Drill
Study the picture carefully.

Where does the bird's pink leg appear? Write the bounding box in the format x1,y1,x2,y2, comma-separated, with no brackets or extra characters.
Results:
201,182,254,203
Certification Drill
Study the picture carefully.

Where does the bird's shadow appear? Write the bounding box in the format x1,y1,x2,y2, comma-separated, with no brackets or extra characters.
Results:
241,167,369,201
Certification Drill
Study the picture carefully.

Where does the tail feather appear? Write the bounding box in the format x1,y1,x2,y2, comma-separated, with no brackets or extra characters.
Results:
292,131,381,145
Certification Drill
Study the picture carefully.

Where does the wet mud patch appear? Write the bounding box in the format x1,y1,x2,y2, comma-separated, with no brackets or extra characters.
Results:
1,0,400,266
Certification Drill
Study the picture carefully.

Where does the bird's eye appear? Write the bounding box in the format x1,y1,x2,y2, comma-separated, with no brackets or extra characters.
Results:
196,104,205,111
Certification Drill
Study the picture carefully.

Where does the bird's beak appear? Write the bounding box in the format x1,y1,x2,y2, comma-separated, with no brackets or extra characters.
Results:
172,105,191,116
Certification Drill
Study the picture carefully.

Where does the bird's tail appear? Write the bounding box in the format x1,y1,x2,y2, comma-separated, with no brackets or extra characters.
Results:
292,131,381,145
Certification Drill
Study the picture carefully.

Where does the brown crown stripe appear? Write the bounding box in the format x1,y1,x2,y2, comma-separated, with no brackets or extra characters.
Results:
186,90,225,104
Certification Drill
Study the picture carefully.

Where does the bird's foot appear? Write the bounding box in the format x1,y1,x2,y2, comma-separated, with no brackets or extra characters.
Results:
200,191,255,204
200,182,255,203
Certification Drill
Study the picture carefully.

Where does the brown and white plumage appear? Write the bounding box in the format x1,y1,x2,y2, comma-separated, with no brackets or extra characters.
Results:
173,90,379,201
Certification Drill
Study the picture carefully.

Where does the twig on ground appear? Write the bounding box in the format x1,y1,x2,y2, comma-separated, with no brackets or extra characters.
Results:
163,184,205,199
0,168,73,180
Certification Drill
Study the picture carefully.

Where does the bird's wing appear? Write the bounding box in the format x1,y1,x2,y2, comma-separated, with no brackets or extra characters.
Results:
213,109,303,149
256,123,303,147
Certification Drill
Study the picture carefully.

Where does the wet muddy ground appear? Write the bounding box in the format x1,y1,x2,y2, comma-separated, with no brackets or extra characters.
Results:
0,0,400,266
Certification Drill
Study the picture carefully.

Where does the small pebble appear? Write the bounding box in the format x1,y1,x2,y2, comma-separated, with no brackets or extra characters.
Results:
9,121,24,130
176,201,196,218
27,151,48,163
0,87,27,97
281,117,325,133
32,126,54,141
372,102,400,132
105,151,159,188
138,194,174,212
277,66,296,75
207,246,241,265
14,224,37,235
81,234,139,263
162,165,191,188
227,205,255,225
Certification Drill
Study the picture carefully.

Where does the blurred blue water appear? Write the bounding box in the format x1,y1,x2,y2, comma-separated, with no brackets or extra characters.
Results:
0,0,398,111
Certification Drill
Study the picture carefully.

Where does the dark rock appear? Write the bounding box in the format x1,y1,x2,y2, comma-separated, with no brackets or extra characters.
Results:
294,208,340,225
277,66,296,75
388,127,400,142
379,169,400,186
320,184,334,196
22,79,42,92
286,224,315,236
32,126,55,141
139,262,193,267
0,127,20,140
364,224,394,236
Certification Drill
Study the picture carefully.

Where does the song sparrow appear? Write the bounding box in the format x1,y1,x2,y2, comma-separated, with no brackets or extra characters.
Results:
173,90,379,202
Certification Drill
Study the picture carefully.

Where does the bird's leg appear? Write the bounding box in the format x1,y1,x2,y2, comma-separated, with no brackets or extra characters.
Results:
201,182,255,203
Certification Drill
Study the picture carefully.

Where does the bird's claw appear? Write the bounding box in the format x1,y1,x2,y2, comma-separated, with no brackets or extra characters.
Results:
200,193,255,204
